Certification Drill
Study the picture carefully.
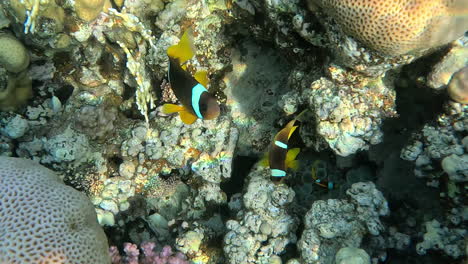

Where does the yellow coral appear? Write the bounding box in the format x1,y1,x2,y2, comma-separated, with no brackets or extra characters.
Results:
311,0,468,56
75,0,112,22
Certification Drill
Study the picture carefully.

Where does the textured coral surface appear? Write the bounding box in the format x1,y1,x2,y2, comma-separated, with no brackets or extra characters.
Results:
0,157,110,264
313,0,468,55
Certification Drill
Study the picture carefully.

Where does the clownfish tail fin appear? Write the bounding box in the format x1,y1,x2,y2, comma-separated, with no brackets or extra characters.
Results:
167,29,195,65
179,110,198,125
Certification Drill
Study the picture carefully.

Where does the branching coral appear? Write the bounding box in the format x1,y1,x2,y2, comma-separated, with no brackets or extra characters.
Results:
311,0,468,56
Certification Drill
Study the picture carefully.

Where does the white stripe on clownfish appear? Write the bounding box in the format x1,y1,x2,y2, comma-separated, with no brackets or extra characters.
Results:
191,83,208,119
274,140,288,149
271,169,286,177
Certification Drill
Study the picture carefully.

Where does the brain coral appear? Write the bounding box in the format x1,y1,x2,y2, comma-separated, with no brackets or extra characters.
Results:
311,0,468,56
0,157,111,264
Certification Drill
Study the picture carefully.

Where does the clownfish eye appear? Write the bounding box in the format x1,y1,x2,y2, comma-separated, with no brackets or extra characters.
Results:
200,103,208,113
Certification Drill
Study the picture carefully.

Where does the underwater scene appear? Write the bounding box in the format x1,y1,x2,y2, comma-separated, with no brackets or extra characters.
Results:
0,0,467,263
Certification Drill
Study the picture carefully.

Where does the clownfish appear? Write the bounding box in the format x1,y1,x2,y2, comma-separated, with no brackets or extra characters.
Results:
261,119,300,182
162,30,220,125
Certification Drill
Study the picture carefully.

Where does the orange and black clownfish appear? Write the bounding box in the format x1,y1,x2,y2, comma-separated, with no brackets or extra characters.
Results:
262,119,300,183
162,30,220,125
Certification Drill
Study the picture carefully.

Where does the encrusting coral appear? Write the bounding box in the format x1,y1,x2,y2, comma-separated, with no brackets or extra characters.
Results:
310,0,468,56
0,157,111,264
0,71,32,111
447,67,468,104
75,0,112,22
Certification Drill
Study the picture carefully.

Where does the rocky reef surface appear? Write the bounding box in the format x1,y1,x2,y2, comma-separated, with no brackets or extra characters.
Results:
0,0,467,263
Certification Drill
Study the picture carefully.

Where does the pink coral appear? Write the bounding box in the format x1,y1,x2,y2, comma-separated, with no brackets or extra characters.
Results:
109,242,189,264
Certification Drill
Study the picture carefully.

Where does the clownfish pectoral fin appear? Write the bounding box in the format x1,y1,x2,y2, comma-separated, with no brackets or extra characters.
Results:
285,148,300,170
259,152,269,167
162,103,186,114
179,110,198,125
167,29,195,65
194,71,209,87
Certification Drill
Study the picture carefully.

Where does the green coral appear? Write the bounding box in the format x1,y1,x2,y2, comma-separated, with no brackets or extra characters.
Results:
0,33,29,73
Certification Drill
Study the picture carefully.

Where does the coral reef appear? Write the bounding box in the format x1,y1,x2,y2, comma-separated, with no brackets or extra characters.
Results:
416,220,466,259
298,182,388,263
401,102,467,183
304,74,396,156
224,166,298,264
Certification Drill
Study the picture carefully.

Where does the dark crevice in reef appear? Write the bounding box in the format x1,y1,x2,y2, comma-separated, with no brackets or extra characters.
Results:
367,50,452,264
220,155,257,200
105,195,149,248
382,249,462,264
55,84,75,104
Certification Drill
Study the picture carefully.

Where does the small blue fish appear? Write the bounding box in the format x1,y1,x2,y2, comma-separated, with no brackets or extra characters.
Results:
311,160,334,190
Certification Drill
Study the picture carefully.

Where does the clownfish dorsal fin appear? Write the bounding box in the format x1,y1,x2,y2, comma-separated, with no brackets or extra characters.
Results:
288,125,298,140
167,29,196,65
194,70,209,87
162,103,185,114
179,110,198,125
285,148,300,170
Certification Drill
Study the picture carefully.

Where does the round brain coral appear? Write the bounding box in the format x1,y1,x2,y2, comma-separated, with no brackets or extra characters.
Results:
311,0,468,56
0,157,111,264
